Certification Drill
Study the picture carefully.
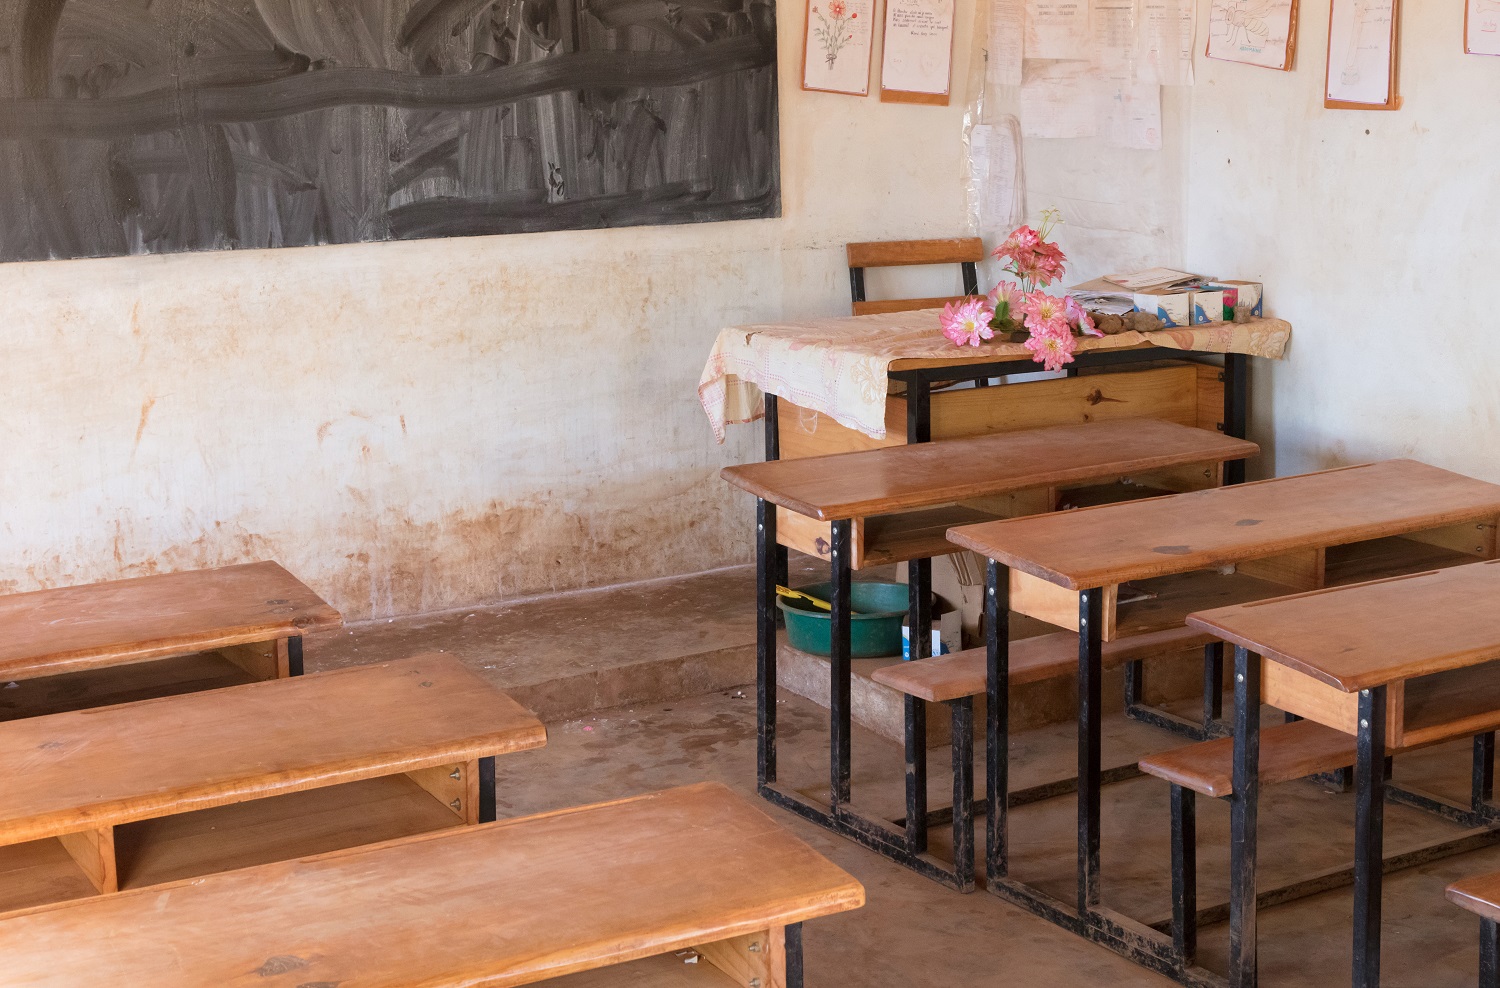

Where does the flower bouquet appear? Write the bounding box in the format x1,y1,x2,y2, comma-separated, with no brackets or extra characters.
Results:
939,209,1102,373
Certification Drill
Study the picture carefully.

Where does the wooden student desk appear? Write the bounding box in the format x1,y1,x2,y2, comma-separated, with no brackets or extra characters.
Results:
0,654,545,914
721,419,1258,890
0,784,864,988
945,460,1500,981
1190,560,1500,988
0,561,342,721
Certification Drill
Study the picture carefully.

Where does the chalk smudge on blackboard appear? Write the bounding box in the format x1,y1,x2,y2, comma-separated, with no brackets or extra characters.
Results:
0,0,780,262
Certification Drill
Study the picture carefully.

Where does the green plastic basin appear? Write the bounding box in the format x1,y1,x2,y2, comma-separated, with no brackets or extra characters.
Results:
776,581,908,658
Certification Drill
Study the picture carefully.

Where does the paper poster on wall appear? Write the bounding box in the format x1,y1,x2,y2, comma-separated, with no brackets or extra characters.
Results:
1325,0,1401,109
969,117,1025,231
803,0,876,95
1098,76,1164,149
987,0,1026,88
1019,60,1097,138
1139,0,1198,83
1467,0,1500,55
1025,0,1091,60
1206,0,1298,70
1093,0,1139,72
881,0,957,103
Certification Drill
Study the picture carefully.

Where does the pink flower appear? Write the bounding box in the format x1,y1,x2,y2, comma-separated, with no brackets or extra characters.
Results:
940,298,997,348
986,281,1024,326
994,226,1041,261
1065,296,1102,337
987,281,1024,310
1024,327,1077,372
1019,291,1071,338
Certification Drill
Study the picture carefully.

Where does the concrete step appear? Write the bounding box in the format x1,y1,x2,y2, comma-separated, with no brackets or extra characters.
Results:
303,563,779,722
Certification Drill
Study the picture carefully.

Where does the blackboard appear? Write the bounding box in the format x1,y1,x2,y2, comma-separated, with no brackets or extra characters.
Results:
0,0,780,262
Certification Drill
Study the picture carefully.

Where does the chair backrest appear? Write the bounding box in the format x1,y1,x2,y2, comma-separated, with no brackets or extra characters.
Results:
846,237,984,316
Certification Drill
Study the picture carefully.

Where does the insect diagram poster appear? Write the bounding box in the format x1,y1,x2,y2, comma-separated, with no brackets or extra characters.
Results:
804,0,876,94
1468,0,1500,55
1206,0,1299,69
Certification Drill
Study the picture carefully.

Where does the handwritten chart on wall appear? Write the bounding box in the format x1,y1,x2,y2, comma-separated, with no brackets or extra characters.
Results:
881,0,956,103
1325,0,1400,109
1468,0,1500,55
0,0,781,263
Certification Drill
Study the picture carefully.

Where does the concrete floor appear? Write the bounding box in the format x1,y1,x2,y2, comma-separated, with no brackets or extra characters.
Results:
300,571,1500,986
490,688,1499,987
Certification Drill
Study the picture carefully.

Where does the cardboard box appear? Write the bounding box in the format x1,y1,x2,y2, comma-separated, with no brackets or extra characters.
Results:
1190,290,1226,326
932,551,986,648
1133,290,1193,328
1210,280,1264,319
902,606,962,659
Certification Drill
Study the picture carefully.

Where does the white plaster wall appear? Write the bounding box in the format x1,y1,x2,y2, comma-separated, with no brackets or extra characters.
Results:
1185,2,1500,480
0,2,981,620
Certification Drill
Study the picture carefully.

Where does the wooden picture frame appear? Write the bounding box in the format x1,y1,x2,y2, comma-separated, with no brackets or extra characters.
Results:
1205,0,1301,72
1466,0,1500,55
1325,0,1402,110
802,0,877,95
879,0,956,105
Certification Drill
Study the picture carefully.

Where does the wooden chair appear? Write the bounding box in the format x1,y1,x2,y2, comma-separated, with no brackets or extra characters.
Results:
0,653,545,914
846,237,983,315
0,783,864,988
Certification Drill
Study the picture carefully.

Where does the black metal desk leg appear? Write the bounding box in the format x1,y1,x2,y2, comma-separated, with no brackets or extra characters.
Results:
1223,354,1249,486
1229,645,1262,988
763,392,789,595
287,636,305,677
829,519,853,807
1171,784,1198,968
905,694,928,853
906,558,932,853
906,376,932,444
1482,918,1500,988
1078,588,1105,913
478,756,497,823
784,922,805,988
756,498,779,787
986,559,1011,883
1124,659,1144,708
1204,641,1225,731
951,697,976,888
1353,686,1388,988
1475,733,1496,811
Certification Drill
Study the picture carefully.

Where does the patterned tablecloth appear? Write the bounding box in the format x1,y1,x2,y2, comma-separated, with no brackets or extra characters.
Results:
698,308,1292,442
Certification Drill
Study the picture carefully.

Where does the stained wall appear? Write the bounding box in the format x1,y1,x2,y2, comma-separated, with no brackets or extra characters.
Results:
0,2,981,619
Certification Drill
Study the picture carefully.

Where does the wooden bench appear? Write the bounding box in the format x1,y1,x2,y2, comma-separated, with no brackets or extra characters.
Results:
0,561,342,721
0,782,864,988
874,626,1214,702
1138,719,1359,969
723,418,1259,890
0,653,545,915
1447,873,1500,988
